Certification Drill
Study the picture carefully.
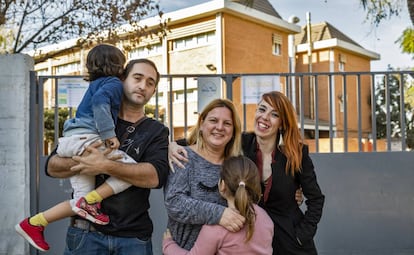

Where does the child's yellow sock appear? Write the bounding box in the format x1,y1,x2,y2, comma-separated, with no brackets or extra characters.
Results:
29,213,48,227
84,190,103,204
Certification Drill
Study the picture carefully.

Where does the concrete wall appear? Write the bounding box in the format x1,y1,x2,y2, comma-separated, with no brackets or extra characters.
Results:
38,152,414,255
313,152,414,255
0,54,34,255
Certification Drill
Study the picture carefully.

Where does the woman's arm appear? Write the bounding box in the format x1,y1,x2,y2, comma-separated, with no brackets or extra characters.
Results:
295,145,325,244
164,162,225,225
163,226,224,255
169,141,188,171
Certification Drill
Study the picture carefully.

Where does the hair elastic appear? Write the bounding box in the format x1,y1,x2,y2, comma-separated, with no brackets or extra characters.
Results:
238,181,246,187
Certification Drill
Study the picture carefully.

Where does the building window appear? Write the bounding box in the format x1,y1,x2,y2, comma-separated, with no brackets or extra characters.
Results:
174,89,197,103
272,33,282,56
37,69,49,76
338,54,346,72
129,43,162,59
55,62,80,75
339,62,345,72
148,92,164,105
172,31,216,51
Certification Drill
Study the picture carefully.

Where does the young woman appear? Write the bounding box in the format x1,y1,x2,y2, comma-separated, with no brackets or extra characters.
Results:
242,91,324,254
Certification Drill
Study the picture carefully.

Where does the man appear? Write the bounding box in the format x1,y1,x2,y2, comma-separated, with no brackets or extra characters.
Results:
46,59,169,255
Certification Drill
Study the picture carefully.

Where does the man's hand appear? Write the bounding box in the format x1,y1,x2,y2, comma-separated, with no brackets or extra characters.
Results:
71,141,122,176
218,208,245,232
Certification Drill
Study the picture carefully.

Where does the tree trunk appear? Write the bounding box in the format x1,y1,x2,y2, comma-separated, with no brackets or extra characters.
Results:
408,0,414,25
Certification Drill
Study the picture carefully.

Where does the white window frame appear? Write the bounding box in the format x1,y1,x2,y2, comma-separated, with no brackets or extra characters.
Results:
272,33,282,56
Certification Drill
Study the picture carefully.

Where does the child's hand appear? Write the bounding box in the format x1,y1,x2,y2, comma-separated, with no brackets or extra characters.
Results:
106,137,120,150
163,228,172,240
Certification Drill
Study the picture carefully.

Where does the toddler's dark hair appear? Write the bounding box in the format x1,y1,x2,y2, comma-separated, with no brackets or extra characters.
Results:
85,44,126,81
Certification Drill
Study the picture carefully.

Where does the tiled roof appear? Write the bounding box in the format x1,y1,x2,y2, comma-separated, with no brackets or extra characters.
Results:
231,0,282,18
295,21,362,47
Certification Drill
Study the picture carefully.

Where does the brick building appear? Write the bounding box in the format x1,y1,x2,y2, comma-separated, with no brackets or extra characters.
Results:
29,0,380,141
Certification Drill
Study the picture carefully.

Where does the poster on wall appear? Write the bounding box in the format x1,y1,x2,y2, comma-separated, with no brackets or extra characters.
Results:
197,77,222,113
58,78,89,107
241,75,280,104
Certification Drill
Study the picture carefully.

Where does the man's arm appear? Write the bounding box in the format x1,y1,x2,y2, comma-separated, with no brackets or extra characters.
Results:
71,125,169,189
46,152,79,178
71,145,160,188
47,141,161,188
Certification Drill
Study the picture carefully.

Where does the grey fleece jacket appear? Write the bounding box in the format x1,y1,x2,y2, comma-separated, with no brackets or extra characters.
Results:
164,147,227,250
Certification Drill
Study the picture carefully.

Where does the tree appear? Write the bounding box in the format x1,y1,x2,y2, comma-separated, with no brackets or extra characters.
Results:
375,69,414,148
43,107,70,146
0,24,15,53
360,0,404,25
360,0,414,57
145,104,165,123
396,27,414,58
0,0,169,55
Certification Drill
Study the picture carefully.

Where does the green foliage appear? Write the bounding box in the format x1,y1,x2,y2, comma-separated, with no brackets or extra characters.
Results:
396,27,414,58
375,71,414,148
406,85,414,106
145,104,165,123
0,25,15,53
43,108,70,144
359,0,414,64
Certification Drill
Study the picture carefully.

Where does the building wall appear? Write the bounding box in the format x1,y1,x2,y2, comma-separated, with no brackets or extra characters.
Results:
221,13,291,130
332,50,372,138
169,45,216,74
167,16,217,74
222,13,289,73
31,9,374,139
295,48,373,138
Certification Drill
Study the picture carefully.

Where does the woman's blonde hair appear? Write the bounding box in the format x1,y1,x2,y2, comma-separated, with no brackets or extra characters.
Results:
187,98,242,158
220,156,261,241
261,91,303,175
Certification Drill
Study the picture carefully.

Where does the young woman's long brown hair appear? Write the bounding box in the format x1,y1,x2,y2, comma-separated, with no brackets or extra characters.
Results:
261,91,304,176
220,156,261,242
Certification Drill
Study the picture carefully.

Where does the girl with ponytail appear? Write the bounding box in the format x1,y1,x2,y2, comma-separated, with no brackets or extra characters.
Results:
163,155,274,254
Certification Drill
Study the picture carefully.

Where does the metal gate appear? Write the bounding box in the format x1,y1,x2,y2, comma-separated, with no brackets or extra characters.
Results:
30,71,414,254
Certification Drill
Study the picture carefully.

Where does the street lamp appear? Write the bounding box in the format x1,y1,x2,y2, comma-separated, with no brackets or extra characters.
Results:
288,15,300,109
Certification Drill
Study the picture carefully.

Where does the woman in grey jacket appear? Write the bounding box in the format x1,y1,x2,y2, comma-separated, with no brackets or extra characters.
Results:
164,99,246,250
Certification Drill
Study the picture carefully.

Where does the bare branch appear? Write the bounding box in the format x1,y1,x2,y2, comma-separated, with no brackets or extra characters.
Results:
3,0,168,53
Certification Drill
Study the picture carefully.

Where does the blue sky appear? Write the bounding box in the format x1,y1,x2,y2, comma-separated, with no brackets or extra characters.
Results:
158,0,413,71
